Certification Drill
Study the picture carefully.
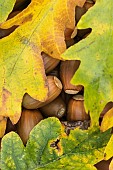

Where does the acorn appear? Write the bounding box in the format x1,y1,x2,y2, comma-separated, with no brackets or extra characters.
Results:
17,109,43,144
22,75,62,109
100,102,113,118
60,60,83,94
42,52,60,74
60,90,71,105
40,96,66,118
67,95,89,121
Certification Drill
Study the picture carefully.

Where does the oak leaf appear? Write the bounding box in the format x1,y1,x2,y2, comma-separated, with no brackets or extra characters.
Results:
61,0,113,126
0,0,16,23
100,107,113,132
1,117,111,170
0,0,86,125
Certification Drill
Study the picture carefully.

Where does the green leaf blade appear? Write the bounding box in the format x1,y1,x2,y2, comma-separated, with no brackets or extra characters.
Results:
0,0,16,23
25,117,62,169
1,132,26,170
0,118,111,170
61,0,113,125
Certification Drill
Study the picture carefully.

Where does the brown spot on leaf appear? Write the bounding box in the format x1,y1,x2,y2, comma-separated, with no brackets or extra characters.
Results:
2,88,12,106
21,14,33,24
50,139,63,156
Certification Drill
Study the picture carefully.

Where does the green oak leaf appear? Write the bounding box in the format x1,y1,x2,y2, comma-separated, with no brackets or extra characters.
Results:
1,132,26,170
61,0,113,126
0,0,16,23
1,117,111,170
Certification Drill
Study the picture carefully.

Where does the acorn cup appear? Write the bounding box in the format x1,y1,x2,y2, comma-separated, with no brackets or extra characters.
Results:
60,60,83,94
22,75,62,109
40,96,66,118
17,109,43,145
42,52,60,74
67,95,89,121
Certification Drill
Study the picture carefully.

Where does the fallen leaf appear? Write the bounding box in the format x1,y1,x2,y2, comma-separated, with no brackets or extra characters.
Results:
104,134,113,160
1,117,111,170
0,0,16,23
61,0,113,126
100,108,113,132
0,117,7,138
109,158,113,170
0,0,85,124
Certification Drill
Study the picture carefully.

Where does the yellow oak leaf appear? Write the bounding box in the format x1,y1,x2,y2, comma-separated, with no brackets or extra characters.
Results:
0,116,7,138
100,107,113,132
0,0,86,125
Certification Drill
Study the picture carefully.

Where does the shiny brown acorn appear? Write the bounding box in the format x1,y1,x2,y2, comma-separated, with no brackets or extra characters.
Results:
42,52,60,74
22,75,62,109
67,95,89,121
60,60,83,94
40,96,66,118
17,109,43,144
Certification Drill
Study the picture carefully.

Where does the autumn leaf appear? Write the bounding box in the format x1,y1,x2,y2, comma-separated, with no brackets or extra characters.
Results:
1,117,111,170
0,117,7,138
104,134,113,160
100,107,113,132
0,0,87,124
100,109,113,161
61,0,113,126
109,158,113,170
0,0,16,23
